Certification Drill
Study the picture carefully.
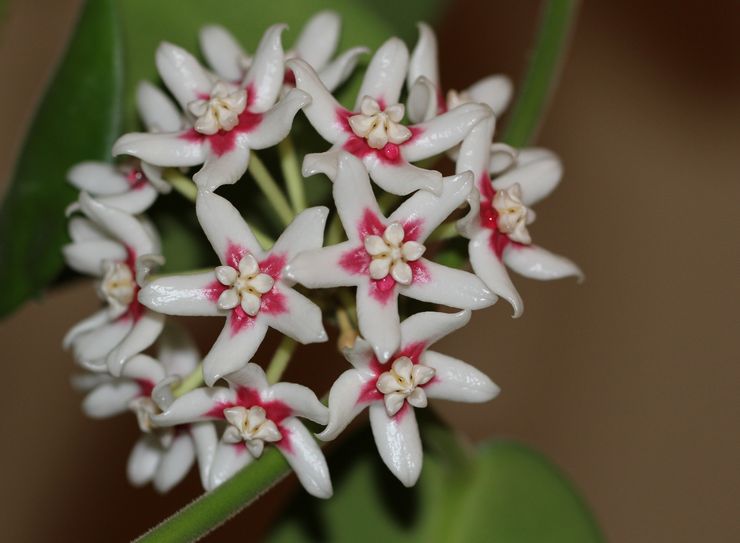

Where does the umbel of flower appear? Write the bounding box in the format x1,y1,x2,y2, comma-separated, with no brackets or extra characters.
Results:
286,153,495,363
154,363,332,497
113,25,311,191
456,115,583,316
287,36,492,196
62,193,165,374
138,190,328,385
319,310,499,486
75,346,216,493
200,10,367,92
406,22,514,123
66,82,185,215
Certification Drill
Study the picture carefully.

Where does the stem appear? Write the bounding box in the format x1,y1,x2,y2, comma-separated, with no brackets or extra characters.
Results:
250,224,274,250
133,3,580,540
163,169,197,202
278,137,306,213
502,0,580,147
428,222,459,243
172,363,204,397
265,336,297,384
248,153,294,227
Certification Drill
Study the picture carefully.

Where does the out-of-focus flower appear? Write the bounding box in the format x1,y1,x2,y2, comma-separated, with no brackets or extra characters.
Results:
288,37,492,195
63,193,165,374
200,11,367,92
113,25,310,191
139,190,327,385
456,116,583,316
286,153,495,362
154,363,332,498
319,310,498,486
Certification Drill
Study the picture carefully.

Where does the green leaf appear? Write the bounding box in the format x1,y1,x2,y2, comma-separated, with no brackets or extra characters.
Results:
0,0,122,317
268,421,602,543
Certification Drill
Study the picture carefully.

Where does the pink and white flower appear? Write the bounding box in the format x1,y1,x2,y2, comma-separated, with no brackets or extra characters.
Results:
113,25,311,191
318,310,498,486
66,82,184,214
75,333,216,493
200,11,367,93
286,153,495,363
63,193,165,374
456,116,583,317
406,23,513,124
138,190,328,385
287,37,492,195
153,363,332,498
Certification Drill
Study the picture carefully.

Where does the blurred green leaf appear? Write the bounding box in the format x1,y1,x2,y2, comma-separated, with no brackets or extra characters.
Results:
0,0,122,317
268,421,602,543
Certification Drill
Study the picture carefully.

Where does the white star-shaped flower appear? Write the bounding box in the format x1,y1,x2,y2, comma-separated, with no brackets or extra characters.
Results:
286,152,495,362
138,190,328,385
62,193,165,374
113,25,311,191
318,310,499,486
287,37,492,195
153,363,332,498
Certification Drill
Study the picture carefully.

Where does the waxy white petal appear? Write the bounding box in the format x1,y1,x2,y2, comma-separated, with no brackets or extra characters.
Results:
67,216,106,243
276,417,333,499
208,441,253,490
399,309,471,350
156,42,213,108
423,351,500,403
455,114,495,181
63,309,109,349
68,162,130,194
466,74,513,117
243,24,287,113
62,240,126,276
408,22,439,90
78,192,158,255
355,37,408,109
262,288,328,344
389,170,473,242
226,362,269,390
157,323,201,378
139,271,223,316
72,319,133,371
268,382,328,424
406,75,438,123
317,369,371,441
190,421,219,490
503,244,583,281
127,435,161,487
401,259,496,310
155,387,237,426
333,153,384,239
492,148,562,207
287,59,346,143
196,190,264,263
367,158,443,196
154,432,196,493
369,402,422,487
272,206,329,260
245,88,312,149
356,281,400,363
107,311,166,376
301,148,342,179
92,185,159,215
192,136,250,190
112,131,206,168
199,25,248,82
293,10,340,69
284,241,358,288
203,319,269,386
317,46,368,92
82,380,140,418
119,353,166,384
136,81,184,133
403,103,493,162
469,231,523,317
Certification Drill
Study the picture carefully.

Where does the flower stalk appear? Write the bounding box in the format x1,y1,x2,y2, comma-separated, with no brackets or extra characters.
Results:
248,153,295,227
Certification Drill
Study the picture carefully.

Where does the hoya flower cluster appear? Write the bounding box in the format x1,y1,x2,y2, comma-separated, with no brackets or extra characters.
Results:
62,13,580,499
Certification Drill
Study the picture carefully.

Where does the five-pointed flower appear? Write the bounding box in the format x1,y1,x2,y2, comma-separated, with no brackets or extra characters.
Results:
286,153,495,363
67,83,184,214
75,336,216,493
406,23,513,124
153,363,332,498
318,310,498,486
138,190,328,385
456,116,583,316
287,37,492,195
112,25,311,191
200,11,367,93
63,193,165,374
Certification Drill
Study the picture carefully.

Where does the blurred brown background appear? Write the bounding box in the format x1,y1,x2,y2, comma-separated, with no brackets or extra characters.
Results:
1,0,738,541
